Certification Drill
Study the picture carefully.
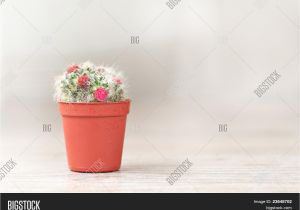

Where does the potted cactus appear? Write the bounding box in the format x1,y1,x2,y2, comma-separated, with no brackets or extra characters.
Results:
55,61,130,172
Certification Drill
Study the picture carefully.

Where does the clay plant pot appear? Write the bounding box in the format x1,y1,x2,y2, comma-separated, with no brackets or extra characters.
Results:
59,100,130,173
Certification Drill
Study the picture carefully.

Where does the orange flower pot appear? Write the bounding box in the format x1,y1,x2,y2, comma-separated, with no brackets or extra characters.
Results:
59,100,130,173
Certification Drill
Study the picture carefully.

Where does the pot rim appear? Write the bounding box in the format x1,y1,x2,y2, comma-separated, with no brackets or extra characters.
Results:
59,99,130,117
58,99,131,105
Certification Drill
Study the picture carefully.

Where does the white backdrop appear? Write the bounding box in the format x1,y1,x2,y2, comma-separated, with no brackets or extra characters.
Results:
0,0,299,192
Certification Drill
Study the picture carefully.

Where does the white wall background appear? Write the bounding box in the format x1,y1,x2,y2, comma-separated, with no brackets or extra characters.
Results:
0,0,299,163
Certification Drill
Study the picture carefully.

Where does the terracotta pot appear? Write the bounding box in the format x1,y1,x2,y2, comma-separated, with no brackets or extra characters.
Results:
59,100,130,173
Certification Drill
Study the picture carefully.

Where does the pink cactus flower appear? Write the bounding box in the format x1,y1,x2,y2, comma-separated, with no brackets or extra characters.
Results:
113,77,122,85
67,65,79,73
94,88,108,101
78,75,90,88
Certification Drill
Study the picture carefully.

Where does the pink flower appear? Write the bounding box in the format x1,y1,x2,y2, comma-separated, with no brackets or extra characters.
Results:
78,75,90,88
67,65,79,73
94,88,108,101
113,77,122,85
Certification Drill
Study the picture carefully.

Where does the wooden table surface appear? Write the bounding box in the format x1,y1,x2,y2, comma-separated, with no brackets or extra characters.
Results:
0,133,298,193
